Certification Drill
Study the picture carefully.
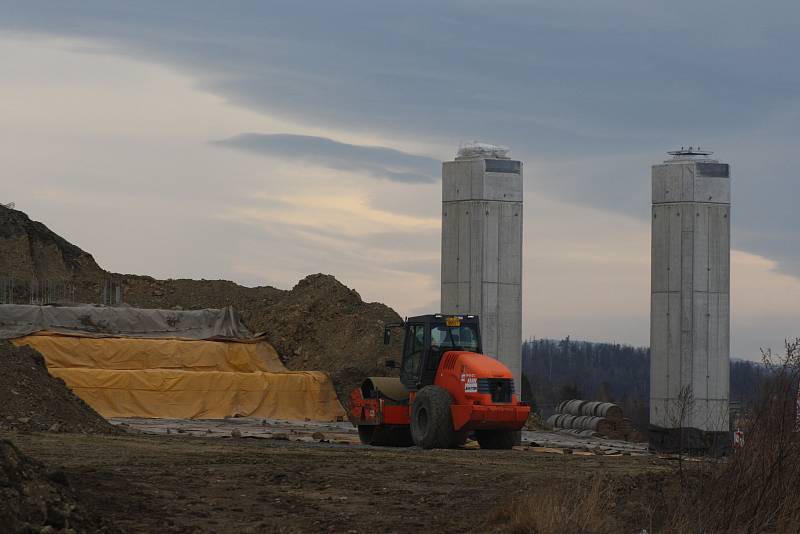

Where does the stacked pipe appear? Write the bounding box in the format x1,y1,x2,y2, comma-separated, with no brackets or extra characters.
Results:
546,399,643,442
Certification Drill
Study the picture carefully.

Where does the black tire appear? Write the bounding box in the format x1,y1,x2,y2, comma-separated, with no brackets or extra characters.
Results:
475,429,515,450
410,386,456,449
358,425,413,447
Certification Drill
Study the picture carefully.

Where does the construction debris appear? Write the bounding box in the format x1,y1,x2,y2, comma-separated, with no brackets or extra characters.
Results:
530,447,566,455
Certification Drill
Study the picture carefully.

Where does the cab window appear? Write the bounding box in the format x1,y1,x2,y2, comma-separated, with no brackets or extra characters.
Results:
426,323,479,372
403,324,425,378
430,324,479,353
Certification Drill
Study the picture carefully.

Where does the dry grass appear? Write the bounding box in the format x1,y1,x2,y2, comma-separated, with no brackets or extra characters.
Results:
664,339,800,533
523,411,547,431
495,340,800,534
492,476,617,534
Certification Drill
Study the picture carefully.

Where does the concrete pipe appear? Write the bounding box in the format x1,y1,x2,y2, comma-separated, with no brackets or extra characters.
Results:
559,415,577,428
581,401,602,416
594,402,623,420
571,416,589,429
579,417,613,435
563,400,586,416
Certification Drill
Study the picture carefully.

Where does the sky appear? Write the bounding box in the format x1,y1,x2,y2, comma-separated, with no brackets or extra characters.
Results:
0,1,797,359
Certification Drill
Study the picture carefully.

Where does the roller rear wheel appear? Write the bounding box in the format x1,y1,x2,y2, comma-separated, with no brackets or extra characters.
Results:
410,386,456,449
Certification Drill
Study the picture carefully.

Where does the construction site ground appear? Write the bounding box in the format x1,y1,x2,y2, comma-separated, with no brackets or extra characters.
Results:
111,416,650,455
1,419,667,534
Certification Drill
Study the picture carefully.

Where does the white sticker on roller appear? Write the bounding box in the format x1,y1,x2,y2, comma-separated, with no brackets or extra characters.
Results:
465,377,478,393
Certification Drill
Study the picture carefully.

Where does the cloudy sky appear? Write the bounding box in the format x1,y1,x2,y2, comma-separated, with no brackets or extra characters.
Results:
0,1,797,359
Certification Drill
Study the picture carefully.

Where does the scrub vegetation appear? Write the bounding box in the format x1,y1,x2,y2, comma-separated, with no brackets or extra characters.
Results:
498,340,800,533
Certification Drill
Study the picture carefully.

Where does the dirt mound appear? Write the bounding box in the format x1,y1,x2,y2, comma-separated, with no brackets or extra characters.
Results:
0,438,103,532
120,274,403,400
0,204,103,279
0,206,405,401
0,341,116,434
113,276,283,313
253,274,403,400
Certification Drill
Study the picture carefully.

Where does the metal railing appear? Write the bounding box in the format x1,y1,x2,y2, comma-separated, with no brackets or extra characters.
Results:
0,277,124,306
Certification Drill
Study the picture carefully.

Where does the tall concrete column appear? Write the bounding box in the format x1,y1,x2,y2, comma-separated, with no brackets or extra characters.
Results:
650,148,730,448
441,146,523,392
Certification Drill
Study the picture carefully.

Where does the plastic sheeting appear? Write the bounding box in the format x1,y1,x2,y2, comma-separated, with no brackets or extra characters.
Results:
47,368,345,421
0,304,255,340
12,333,346,421
456,142,509,159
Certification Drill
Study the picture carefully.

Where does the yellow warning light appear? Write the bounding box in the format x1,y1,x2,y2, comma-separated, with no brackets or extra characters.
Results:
445,316,461,327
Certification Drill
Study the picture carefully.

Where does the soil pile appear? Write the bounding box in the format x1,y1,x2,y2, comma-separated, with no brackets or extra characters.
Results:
114,276,283,314
0,204,103,279
120,274,403,400
0,341,116,434
0,206,405,401
251,274,403,400
0,439,103,532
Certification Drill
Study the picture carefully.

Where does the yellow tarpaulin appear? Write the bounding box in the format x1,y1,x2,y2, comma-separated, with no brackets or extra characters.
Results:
12,334,346,421
15,334,287,373
48,368,345,421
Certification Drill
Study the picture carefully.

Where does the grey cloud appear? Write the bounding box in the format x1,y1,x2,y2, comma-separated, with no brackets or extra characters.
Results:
1,1,799,277
214,134,439,184
7,2,800,153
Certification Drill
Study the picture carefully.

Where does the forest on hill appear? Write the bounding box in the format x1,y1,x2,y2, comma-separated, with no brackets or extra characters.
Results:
521,337,771,428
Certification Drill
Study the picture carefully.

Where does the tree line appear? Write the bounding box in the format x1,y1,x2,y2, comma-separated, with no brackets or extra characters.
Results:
521,337,770,429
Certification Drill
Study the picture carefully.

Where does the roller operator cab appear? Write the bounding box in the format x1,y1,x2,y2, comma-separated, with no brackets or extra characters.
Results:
348,314,530,449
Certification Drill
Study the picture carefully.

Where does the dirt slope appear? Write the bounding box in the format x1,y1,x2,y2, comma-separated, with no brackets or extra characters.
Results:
0,206,404,399
0,204,104,279
0,341,116,434
247,274,403,399
0,439,105,532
